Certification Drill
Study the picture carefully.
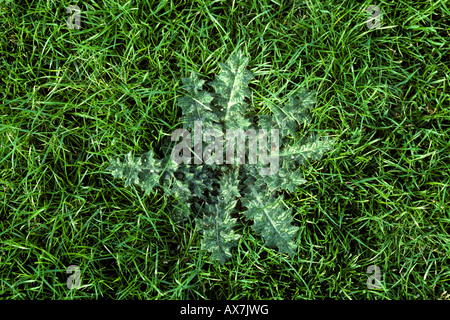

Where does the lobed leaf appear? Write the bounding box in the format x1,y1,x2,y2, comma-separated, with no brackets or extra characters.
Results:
209,50,254,129
242,188,299,256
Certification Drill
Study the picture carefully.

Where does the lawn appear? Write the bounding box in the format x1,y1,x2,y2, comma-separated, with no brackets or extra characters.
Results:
0,0,449,300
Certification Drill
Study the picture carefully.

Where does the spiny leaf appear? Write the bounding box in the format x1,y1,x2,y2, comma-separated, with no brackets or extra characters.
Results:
107,150,161,195
242,188,299,256
177,72,220,131
259,90,314,139
196,169,241,264
209,50,254,129
282,133,335,166
244,160,307,194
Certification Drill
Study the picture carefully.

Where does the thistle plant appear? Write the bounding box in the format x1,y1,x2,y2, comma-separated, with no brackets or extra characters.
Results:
107,50,335,264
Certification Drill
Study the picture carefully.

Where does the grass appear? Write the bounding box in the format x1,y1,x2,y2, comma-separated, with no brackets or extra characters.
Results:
0,0,449,300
